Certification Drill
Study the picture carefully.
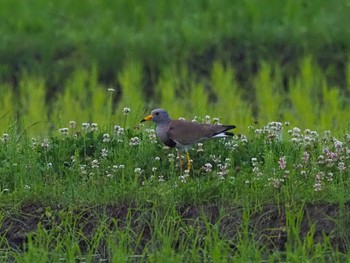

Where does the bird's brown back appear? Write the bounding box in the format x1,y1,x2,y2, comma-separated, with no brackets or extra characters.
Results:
167,120,234,145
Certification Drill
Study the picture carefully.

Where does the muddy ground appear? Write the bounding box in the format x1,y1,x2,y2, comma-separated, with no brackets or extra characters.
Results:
1,202,349,257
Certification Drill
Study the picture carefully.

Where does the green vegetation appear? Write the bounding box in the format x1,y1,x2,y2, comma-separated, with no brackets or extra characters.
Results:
0,113,350,261
1,0,350,261
1,0,350,87
1,1,350,135
1,58,350,136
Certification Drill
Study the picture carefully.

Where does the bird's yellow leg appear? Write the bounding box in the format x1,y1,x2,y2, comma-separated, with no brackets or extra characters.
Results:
178,150,183,174
186,152,192,171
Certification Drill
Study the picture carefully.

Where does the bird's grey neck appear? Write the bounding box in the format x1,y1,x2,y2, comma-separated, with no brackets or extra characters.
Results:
156,119,172,126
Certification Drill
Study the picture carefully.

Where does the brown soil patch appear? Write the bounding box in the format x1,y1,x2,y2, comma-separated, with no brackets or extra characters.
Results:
1,202,349,256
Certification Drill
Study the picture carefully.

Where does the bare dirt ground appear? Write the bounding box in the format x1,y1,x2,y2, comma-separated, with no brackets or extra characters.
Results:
1,202,349,256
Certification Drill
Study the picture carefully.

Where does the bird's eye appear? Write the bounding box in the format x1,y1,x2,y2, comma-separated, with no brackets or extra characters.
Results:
155,112,159,116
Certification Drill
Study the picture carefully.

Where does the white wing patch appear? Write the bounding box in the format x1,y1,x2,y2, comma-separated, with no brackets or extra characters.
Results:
211,132,228,139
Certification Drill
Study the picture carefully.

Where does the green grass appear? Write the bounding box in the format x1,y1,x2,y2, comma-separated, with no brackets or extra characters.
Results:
1,2,350,260
1,117,349,206
1,57,350,136
1,0,350,88
0,112,349,261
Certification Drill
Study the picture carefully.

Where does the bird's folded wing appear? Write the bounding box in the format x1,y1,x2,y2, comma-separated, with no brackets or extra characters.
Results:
167,120,229,145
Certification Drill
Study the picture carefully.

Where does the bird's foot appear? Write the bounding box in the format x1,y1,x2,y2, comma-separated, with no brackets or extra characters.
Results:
186,152,192,171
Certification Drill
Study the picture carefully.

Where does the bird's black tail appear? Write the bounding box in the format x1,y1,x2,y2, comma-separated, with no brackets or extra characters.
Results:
223,125,236,136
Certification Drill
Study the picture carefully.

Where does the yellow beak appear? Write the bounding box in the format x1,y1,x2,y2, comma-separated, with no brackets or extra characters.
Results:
141,115,153,122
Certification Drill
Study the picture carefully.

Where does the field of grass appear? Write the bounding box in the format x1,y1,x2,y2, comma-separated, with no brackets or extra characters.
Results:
1,57,350,137
1,0,350,88
1,1,350,262
0,111,350,261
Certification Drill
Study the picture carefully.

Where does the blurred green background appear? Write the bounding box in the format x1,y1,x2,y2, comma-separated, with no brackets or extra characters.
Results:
0,0,350,135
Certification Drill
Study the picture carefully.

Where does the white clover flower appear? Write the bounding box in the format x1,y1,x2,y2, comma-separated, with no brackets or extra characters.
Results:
80,165,88,175
91,123,98,132
255,128,263,135
278,156,286,170
31,138,37,147
168,153,176,161
119,164,125,169
103,133,110,143
91,159,99,168
205,115,211,124
317,155,325,165
295,163,303,169
114,125,125,136
338,162,346,172
179,169,190,183
224,141,238,151
327,172,334,182
334,139,343,152
69,121,76,129
108,88,115,93
270,179,279,188
134,167,143,174
122,107,131,115
210,155,221,163
58,128,69,135
304,136,311,142
158,176,165,182
82,122,90,131
252,167,260,174
304,129,311,135
154,156,161,161
268,122,283,131
291,138,300,144
345,134,350,143
101,148,108,158
315,172,324,181
2,133,9,142
203,163,212,173
129,137,141,146
197,143,204,152
310,131,319,137
314,181,322,191
217,172,225,180
292,127,301,134
41,138,50,149
284,170,290,178
152,167,158,172
179,175,187,183
346,148,350,159
240,135,248,144
217,164,229,179
324,130,331,137
145,129,157,143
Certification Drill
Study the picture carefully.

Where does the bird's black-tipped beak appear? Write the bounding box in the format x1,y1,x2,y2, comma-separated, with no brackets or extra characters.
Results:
141,115,153,123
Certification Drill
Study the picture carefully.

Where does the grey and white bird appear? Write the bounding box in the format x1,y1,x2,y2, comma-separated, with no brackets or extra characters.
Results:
141,109,236,171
